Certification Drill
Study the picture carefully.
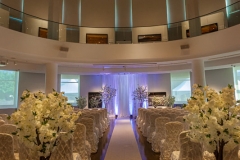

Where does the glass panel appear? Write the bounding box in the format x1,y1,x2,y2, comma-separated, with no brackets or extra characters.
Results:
171,72,191,104
60,74,80,105
0,70,18,108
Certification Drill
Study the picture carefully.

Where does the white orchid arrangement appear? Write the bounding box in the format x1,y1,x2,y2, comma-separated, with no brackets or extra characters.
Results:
100,85,116,108
183,84,240,158
10,90,81,158
76,96,87,109
89,96,101,108
152,96,167,108
132,85,148,105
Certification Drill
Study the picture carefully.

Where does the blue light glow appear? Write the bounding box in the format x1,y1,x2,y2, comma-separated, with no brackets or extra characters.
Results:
78,0,81,26
130,0,133,27
166,0,171,23
115,0,118,27
129,103,133,115
225,0,229,17
115,100,118,115
10,17,22,22
62,0,65,23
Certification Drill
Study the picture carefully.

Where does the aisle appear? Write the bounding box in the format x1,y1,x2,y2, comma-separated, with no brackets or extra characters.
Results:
105,118,141,160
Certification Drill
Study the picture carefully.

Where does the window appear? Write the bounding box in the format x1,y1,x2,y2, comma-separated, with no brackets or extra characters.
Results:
60,75,80,105
233,66,240,100
171,72,191,104
0,70,19,108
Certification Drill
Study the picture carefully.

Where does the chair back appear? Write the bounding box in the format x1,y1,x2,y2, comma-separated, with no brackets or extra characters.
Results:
0,124,19,152
50,132,73,160
0,133,16,160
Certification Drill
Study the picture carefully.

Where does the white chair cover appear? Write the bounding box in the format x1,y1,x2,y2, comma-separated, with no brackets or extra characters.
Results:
171,130,203,160
147,113,161,143
160,121,184,160
0,133,18,160
73,123,91,160
80,114,99,139
0,120,5,126
90,112,103,138
0,114,8,123
50,133,80,160
79,118,98,153
0,124,19,152
142,111,154,137
152,117,170,153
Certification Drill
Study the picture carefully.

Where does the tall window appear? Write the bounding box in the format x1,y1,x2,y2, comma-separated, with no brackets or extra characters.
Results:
0,70,19,108
60,74,80,105
171,72,191,104
233,66,240,100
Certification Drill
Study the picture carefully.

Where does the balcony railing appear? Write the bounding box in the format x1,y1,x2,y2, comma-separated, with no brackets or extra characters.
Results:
0,2,239,44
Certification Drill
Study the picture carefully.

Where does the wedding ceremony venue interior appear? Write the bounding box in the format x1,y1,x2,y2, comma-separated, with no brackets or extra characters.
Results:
0,0,240,159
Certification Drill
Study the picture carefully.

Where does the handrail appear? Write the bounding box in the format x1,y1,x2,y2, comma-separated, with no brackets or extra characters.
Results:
0,1,239,43
0,1,239,28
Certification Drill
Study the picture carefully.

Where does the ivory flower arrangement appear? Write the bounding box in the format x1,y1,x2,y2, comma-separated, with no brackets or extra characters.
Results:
132,85,148,107
183,84,240,160
100,85,116,109
76,96,87,109
10,90,81,160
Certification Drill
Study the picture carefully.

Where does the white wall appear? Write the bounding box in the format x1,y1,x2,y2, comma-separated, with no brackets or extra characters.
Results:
0,72,45,115
80,75,102,108
0,8,9,28
147,73,171,96
79,27,115,44
132,25,168,43
205,67,234,91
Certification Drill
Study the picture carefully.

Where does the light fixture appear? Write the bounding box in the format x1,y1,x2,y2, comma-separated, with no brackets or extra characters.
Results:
14,61,17,65
6,60,8,64
0,61,6,67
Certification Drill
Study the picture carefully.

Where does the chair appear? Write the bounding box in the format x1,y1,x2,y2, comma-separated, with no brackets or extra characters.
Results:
0,120,5,126
160,121,184,160
90,112,103,138
171,131,203,160
80,114,99,139
78,118,98,153
152,117,170,152
147,113,161,143
175,116,189,130
50,133,81,160
0,114,8,122
0,124,19,152
142,111,154,137
73,123,91,160
0,133,19,160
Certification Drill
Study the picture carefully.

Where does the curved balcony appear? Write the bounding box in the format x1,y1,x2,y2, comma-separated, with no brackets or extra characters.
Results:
0,2,239,74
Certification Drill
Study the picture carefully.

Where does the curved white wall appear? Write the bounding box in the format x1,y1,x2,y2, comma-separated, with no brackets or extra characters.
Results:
0,24,239,66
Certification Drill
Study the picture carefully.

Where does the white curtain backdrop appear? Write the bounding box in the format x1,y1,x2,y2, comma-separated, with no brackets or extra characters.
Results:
102,74,148,117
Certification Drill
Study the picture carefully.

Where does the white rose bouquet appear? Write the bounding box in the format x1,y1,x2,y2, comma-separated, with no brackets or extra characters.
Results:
184,84,240,160
10,90,81,160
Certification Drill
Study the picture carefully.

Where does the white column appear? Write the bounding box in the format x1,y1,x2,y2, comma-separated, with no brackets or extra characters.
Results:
45,63,58,94
191,59,206,87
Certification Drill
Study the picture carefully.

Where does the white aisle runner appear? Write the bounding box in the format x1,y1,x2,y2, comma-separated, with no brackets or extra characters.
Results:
105,118,141,160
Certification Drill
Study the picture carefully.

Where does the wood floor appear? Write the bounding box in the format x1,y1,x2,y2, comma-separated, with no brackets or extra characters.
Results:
91,118,159,160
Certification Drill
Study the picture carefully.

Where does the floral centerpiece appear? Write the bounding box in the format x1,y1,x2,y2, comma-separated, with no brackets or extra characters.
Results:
164,95,175,107
183,84,240,160
132,85,148,108
76,96,87,109
89,96,101,108
152,96,167,108
10,90,81,160
100,85,116,109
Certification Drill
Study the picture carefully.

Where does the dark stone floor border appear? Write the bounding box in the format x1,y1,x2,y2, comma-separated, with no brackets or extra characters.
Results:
131,119,160,160
91,118,116,160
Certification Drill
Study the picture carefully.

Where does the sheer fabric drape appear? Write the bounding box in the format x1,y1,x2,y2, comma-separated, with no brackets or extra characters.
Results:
102,74,148,117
